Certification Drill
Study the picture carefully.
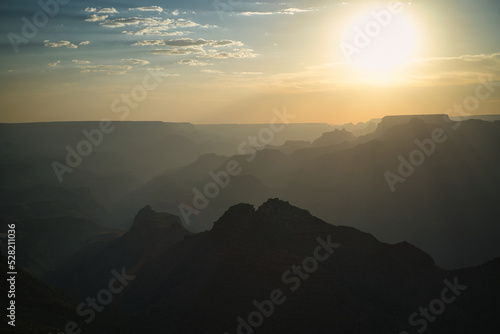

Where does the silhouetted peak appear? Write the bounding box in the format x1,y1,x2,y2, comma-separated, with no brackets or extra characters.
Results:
313,128,356,146
256,198,313,221
226,202,256,214
212,203,256,233
258,198,294,211
136,205,154,219
213,199,315,235
130,205,183,233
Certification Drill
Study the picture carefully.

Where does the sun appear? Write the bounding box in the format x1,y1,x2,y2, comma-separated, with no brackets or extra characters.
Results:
340,5,421,72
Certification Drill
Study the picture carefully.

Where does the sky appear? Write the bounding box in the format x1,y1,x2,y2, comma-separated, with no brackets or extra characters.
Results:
1,0,500,124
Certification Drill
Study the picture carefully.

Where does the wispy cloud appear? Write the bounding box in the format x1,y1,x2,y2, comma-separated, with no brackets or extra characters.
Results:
99,8,118,14
44,40,78,48
283,8,313,14
98,17,160,28
85,14,108,22
48,60,61,67
79,41,90,45
404,53,500,85
199,50,258,59
202,69,224,74
146,66,164,71
133,40,167,46
85,12,215,39
79,64,132,75
93,16,211,30
256,52,500,93
175,19,212,28
164,38,231,47
72,60,91,64
85,7,118,14
232,71,263,75
150,47,205,55
130,6,163,13
412,53,500,69
121,58,150,65
123,28,187,37
135,38,242,47
160,73,181,77
178,59,212,66
238,8,315,16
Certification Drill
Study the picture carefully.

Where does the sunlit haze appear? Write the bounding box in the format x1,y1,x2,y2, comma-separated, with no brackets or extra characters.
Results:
1,0,499,124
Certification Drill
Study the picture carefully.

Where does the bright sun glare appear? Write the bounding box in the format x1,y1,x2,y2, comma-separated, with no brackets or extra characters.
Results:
341,5,420,72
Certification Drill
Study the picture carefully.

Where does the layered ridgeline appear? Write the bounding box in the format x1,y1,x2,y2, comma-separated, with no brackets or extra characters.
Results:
0,184,122,280
48,205,191,299
0,121,334,203
0,253,123,334
2,115,499,277
0,121,214,203
116,116,500,269
50,199,500,334
284,116,500,268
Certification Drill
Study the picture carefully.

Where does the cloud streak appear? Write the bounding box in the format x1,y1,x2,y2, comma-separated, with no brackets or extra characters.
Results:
121,58,150,65
123,28,187,36
99,17,160,28
44,40,78,48
85,7,118,14
135,38,243,47
72,60,91,64
178,59,212,66
150,47,205,55
48,60,61,67
199,50,258,59
79,64,132,75
85,14,108,22
238,8,315,16
130,6,163,13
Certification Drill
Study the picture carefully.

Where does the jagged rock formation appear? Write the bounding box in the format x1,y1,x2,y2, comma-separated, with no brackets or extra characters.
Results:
48,206,191,298
52,199,500,333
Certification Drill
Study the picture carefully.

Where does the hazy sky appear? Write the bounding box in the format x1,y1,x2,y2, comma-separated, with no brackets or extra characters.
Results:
1,0,500,124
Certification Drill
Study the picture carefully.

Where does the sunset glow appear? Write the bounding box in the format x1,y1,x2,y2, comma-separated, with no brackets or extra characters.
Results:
0,1,499,124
